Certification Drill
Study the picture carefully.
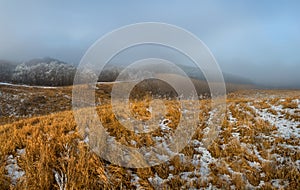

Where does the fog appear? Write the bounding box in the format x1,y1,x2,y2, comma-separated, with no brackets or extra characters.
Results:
0,0,299,88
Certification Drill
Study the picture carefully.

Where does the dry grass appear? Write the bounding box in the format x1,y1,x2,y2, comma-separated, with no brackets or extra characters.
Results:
0,85,300,189
0,111,110,189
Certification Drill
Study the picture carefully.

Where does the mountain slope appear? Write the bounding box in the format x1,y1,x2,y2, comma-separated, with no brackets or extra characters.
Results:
0,87,299,189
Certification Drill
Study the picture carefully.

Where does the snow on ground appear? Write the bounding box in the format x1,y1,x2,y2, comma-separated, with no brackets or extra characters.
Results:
5,148,26,185
228,110,237,123
144,113,219,189
248,101,300,139
2,88,300,188
130,172,142,189
103,95,299,188
0,82,59,89
0,82,72,119
193,140,215,180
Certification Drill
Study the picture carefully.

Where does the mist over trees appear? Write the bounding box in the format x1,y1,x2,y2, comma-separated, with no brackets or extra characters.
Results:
0,58,135,86
12,58,76,86
0,60,17,82
0,58,125,86
0,57,255,94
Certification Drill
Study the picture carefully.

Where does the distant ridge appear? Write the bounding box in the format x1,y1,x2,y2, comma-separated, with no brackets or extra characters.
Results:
0,57,255,89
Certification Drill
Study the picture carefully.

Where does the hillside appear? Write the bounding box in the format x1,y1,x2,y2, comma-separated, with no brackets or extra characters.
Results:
0,60,18,83
0,83,299,189
0,57,258,91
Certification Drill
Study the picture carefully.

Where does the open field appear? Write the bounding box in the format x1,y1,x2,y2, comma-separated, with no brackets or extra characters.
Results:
0,83,300,189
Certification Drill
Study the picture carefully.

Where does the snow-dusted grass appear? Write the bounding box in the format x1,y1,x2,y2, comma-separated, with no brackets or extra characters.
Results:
0,88,299,189
247,98,300,140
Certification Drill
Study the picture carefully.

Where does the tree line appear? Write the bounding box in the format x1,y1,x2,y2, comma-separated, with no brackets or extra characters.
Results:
0,58,122,86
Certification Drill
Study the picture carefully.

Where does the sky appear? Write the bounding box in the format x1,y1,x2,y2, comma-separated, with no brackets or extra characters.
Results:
0,0,299,88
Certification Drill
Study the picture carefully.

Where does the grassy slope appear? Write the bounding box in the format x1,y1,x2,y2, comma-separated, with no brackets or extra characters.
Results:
0,84,300,189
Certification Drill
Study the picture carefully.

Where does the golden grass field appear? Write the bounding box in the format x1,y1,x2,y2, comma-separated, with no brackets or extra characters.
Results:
0,83,300,189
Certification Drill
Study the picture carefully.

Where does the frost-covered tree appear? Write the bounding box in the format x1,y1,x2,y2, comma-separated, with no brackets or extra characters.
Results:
12,57,76,86
0,60,17,82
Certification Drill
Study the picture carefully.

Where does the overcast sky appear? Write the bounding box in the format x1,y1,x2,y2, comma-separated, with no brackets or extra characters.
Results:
0,0,299,88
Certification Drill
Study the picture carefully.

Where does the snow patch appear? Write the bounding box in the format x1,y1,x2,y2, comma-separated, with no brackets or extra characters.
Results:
5,154,25,185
